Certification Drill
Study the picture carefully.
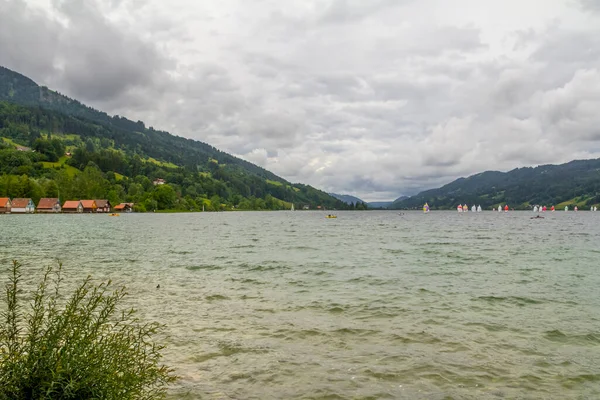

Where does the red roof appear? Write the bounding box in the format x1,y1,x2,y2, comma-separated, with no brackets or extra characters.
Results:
11,198,32,208
114,203,133,210
37,198,60,209
62,200,81,209
0,198,10,207
80,200,97,209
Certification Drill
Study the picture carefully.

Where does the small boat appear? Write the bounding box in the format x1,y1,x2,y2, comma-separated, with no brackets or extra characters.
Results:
471,205,476,213
462,204,468,212
109,213,120,217
477,205,482,212
423,203,430,213
326,214,337,219
457,205,463,213
565,206,569,212
533,205,538,212
291,203,295,211
498,205,502,212
504,205,509,212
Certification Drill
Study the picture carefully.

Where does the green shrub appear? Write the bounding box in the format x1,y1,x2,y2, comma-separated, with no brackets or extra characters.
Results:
0,261,176,399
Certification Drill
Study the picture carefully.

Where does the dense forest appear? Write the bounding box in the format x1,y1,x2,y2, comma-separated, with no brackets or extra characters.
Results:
392,160,600,210
0,66,353,211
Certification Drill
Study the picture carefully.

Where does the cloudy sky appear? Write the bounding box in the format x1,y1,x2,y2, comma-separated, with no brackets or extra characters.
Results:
1,0,600,201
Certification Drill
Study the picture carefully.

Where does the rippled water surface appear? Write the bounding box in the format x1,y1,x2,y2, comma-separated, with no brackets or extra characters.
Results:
2,211,600,399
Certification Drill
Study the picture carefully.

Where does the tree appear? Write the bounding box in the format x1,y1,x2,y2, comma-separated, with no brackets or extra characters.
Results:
153,184,177,210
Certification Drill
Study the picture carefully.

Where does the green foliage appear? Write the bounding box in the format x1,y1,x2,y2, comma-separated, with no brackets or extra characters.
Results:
0,260,176,399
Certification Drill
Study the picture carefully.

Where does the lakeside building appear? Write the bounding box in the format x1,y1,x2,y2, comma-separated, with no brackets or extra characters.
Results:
115,203,134,212
0,198,12,213
11,198,35,213
37,198,61,213
95,200,112,213
62,200,83,213
81,200,98,213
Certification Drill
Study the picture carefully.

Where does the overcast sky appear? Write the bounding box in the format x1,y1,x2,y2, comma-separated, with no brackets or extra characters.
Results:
1,0,600,201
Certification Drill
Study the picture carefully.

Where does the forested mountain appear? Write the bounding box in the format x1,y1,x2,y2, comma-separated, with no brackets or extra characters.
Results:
392,160,600,210
366,201,393,209
0,66,348,211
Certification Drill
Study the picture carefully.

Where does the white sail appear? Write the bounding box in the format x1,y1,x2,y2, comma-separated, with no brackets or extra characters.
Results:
471,205,476,212
291,203,294,211
498,205,502,212
533,205,538,212
565,206,569,211
477,205,482,212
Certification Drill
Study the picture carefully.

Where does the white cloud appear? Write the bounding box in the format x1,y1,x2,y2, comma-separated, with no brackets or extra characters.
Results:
1,0,600,201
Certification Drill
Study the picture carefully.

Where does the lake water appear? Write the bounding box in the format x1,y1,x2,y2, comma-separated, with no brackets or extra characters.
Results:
1,211,599,399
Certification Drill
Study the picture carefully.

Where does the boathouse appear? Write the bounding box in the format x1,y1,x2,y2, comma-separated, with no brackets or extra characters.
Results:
115,202,134,212
95,199,112,213
37,198,61,213
0,198,11,214
81,200,97,213
62,200,83,213
11,198,35,213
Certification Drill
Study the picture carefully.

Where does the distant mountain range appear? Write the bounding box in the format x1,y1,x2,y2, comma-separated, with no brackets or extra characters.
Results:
329,193,408,209
392,160,600,210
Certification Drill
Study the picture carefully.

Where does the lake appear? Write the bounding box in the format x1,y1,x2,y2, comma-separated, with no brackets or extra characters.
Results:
1,211,599,399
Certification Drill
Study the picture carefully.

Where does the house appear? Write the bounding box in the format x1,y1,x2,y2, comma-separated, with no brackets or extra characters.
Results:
62,200,83,213
80,200,97,213
37,198,61,213
11,198,35,213
0,198,11,214
95,200,112,213
114,202,134,212
153,178,166,185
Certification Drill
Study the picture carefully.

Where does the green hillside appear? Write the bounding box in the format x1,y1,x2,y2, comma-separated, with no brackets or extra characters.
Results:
0,66,348,211
392,160,600,210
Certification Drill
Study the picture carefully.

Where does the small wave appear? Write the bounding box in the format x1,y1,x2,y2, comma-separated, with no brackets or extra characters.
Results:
561,373,600,388
332,328,379,336
284,246,319,251
230,244,256,249
205,294,230,301
544,330,600,345
185,265,222,271
474,295,544,306
168,249,194,255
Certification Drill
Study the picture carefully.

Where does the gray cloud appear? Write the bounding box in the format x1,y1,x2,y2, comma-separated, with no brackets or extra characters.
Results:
579,0,600,13
1,0,600,201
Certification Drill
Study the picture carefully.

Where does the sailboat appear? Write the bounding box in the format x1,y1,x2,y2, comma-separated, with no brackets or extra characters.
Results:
423,203,430,213
462,204,468,212
498,205,502,212
471,205,476,212
565,206,569,211
504,205,509,212
291,203,295,211
457,204,463,213
477,205,482,212
533,205,538,212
